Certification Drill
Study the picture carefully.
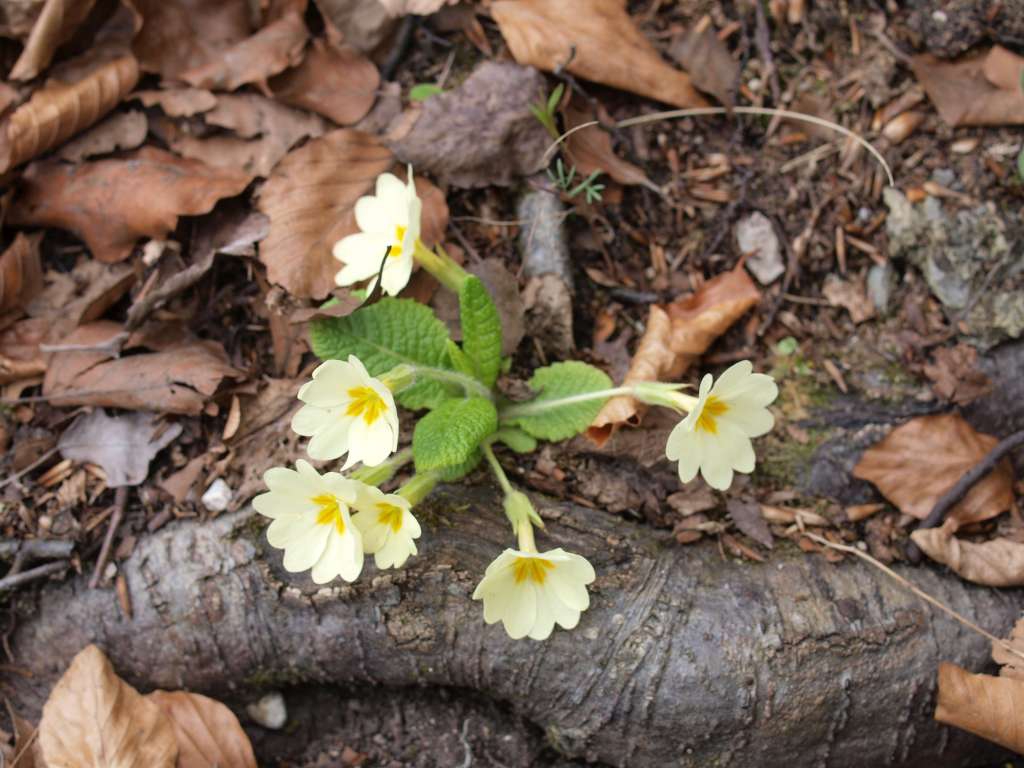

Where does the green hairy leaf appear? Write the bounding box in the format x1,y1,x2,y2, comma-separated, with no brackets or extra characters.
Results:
310,298,455,410
437,450,483,481
492,427,537,454
506,361,612,441
458,276,502,388
414,397,498,472
445,339,477,378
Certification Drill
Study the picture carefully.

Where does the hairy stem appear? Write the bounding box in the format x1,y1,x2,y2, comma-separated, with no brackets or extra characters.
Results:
412,364,493,400
499,386,633,420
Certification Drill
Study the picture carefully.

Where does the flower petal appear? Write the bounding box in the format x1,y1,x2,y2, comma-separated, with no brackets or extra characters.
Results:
666,423,702,483
354,195,391,234
502,583,537,640
334,233,391,283
306,415,355,461
722,400,775,438
709,360,753,398
380,252,414,297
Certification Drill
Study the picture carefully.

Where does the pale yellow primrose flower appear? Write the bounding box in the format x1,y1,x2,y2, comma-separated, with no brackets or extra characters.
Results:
253,460,364,583
472,548,595,640
333,170,421,296
292,356,400,468
665,360,778,491
352,484,422,569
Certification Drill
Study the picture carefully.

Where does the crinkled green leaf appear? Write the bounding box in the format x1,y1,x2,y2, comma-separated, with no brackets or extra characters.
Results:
414,397,498,472
492,427,537,454
437,450,483,481
310,298,455,410
459,276,502,388
445,339,477,378
505,361,612,441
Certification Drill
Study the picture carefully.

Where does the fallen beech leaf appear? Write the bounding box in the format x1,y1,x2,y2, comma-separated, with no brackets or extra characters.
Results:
913,46,1024,126
727,498,774,548
38,645,177,768
9,0,96,80
923,343,991,406
377,0,457,15
563,96,654,188
148,691,257,768
491,0,707,109
587,262,760,444
0,232,43,314
257,131,449,298
992,617,1024,680
270,38,379,125
132,88,218,117
936,661,1024,752
668,15,738,107
43,320,240,414
128,0,251,81
822,273,875,324
56,109,148,161
853,414,1013,525
389,60,549,187
911,528,1024,587
181,11,308,93
10,146,252,263
0,1,46,39
0,54,139,173
312,0,396,53
58,409,182,486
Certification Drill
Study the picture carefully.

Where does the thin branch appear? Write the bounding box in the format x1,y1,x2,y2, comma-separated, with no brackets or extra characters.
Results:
0,560,68,592
90,487,128,589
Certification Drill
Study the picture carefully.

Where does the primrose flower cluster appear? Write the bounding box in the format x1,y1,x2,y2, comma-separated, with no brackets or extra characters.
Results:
254,167,778,642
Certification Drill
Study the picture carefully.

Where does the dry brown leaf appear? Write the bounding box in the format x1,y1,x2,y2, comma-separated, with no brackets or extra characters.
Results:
56,109,148,161
270,37,379,125
587,262,760,444
563,96,654,188
923,343,992,406
0,0,46,39
822,273,875,324
181,11,308,93
911,528,1024,587
668,15,738,107
0,232,43,314
43,320,240,414
389,60,549,188
0,54,139,174
58,409,182,486
491,0,707,109
912,46,1024,127
132,88,218,117
10,146,251,263
377,0,457,15
38,644,178,768
853,413,1013,525
992,617,1024,679
148,691,257,768
312,0,396,52
935,661,1024,752
9,0,96,80
128,0,251,81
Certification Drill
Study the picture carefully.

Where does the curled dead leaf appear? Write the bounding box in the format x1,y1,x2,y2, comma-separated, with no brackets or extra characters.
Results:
563,96,654,188
491,0,707,109
9,0,97,81
911,528,1024,587
132,88,218,117
668,15,738,107
56,109,148,161
270,38,379,125
10,146,252,263
853,414,1013,526
587,262,760,445
936,661,1024,753
38,644,178,768
148,690,257,768
0,54,139,174
822,273,875,324
913,46,1024,126
0,232,43,314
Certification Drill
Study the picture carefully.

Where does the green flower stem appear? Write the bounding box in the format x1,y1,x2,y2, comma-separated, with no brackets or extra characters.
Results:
411,364,493,400
397,470,441,506
349,448,413,486
482,441,513,495
413,239,469,292
498,386,634,420
516,518,539,554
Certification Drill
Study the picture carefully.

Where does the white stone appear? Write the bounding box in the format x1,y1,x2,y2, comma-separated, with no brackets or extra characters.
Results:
201,478,233,513
247,692,287,730
735,211,785,285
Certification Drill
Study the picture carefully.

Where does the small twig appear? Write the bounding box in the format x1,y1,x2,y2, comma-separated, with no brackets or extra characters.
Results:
0,447,58,490
907,428,1024,563
90,487,128,589
0,539,74,561
0,560,68,592
803,532,1024,664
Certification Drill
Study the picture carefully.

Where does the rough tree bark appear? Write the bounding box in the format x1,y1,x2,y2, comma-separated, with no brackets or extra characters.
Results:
8,483,1020,767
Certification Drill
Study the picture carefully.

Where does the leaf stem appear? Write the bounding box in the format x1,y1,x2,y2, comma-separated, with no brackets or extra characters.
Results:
396,470,441,506
482,442,513,495
412,364,493,400
498,386,633,420
349,447,413,486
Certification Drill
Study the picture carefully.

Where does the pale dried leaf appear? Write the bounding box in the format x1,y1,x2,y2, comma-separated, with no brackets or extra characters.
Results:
56,110,148,161
587,262,760,444
992,617,1024,680
822,273,875,323
0,232,43,314
38,645,178,768
912,528,1024,587
389,60,549,187
181,11,307,93
491,0,707,109
563,97,653,187
922,343,992,406
270,38,379,125
0,55,139,173
10,146,251,263
853,414,1013,525
59,410,182,486
312,0,396,53
148,691,257,768
935,661,1024,752
132,88,218,117
727,498,774,548
377,0,457,15
668,16,738,107
9,0,96,80
913,46,1024,127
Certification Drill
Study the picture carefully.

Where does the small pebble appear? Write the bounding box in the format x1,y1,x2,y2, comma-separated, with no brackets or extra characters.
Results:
247,692,287,729
201,478,232,513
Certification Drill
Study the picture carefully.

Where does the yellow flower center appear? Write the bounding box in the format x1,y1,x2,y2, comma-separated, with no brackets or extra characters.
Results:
695,395,728,435
390,225,407,257
376,502,405,532
313,493,345,534
512,556,555,585
345,386,387,425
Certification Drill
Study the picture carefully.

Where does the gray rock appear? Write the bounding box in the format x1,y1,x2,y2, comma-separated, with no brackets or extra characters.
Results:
866,261,897,315
248,692,287,730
